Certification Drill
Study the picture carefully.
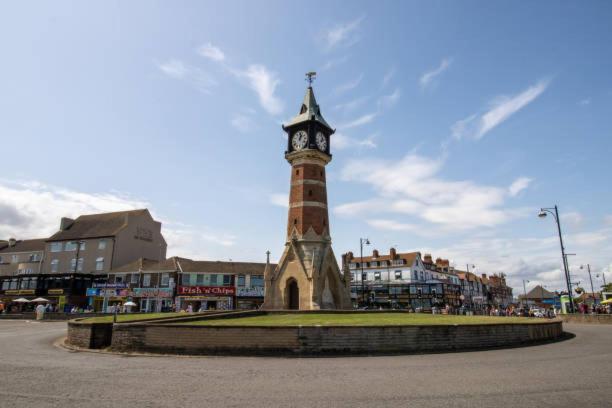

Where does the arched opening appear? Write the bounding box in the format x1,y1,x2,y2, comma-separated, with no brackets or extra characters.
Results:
286,279,299,310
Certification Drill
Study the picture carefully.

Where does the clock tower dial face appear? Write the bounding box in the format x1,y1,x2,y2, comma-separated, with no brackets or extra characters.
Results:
292,130,308,151
315,132,327,151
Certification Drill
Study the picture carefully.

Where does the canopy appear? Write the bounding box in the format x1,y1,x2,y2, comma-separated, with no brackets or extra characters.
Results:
13,298,30,303
31,297,50,303
124,301,137,307
601,298,612,305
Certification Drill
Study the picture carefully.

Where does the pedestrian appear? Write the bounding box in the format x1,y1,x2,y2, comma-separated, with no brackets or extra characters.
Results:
187,304,193,313
35,303,46,320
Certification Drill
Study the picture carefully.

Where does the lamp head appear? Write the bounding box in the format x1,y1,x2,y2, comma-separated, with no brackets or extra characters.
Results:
538,210,547,218
365,239,370,245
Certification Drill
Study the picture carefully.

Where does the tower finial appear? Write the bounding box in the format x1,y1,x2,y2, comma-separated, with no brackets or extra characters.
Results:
305,71,317,86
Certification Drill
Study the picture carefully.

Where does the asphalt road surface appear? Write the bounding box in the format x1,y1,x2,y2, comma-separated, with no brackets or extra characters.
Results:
0,321,611,408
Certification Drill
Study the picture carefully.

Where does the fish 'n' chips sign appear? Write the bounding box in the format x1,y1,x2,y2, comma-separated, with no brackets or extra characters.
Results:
177,286,235,296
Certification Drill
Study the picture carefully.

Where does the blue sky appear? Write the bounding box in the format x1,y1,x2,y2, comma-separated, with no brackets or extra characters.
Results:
1,1,611,293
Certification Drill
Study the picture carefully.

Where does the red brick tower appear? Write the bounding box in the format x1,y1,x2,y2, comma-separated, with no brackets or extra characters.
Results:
263,75,352,310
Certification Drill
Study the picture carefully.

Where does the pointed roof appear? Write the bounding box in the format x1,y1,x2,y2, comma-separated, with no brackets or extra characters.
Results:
284,86,332,130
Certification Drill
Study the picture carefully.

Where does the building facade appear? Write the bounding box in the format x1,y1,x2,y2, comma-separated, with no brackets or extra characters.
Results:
344,249,462,310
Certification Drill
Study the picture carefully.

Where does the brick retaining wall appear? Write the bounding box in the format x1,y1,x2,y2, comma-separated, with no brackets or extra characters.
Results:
108,320,563,356
67,321,113,349
560,314,612,324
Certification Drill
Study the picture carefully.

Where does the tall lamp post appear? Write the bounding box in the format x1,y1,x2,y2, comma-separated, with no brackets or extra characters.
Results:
581,264,596,306
522,279,530,307
538,206,574,313
359,238,370,307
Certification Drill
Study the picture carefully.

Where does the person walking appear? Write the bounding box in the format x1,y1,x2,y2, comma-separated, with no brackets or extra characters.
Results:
35,303,46,321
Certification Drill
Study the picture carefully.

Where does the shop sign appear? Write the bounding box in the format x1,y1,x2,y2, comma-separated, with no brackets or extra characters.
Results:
86,288,100,296
5,289,35,295
97,288,129,297
130,288,173,298
92,283,128,289
237,286,264,297
48,289,64,295
178,286,235,296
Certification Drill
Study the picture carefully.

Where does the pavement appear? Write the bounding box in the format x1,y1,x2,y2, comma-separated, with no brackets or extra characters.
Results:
0,320,611,408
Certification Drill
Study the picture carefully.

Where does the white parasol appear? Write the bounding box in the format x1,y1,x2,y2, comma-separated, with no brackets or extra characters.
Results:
31,297,50,302
13,298,30,303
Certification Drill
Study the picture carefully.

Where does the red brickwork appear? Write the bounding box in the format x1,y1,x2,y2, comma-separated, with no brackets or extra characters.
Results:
287,162,329,237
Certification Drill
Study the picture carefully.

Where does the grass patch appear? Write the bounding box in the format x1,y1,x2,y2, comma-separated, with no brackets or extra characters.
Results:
79,312,186,323
180,313,537,326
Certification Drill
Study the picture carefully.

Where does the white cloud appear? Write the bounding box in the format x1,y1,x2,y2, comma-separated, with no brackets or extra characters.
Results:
578,98,591,106
336,153,530,231
452,79,549,140
420,58,452,88
237,65,284,115
158,59,188,78
563,211,584,228
230,114,255,133
197,43,225,62
338,112,377,129
508,177,532,197
324,16,364,50
157,59,216,93
0,179,235,259
269,193,288,208
334,74,363,95
333,133,377,150
382,66,396,88
378,88,400,109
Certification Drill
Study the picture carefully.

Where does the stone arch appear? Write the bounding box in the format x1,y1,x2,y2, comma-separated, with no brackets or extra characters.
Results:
285,278,300,310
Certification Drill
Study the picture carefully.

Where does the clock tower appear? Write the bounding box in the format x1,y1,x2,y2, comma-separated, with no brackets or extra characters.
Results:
263,75,352,310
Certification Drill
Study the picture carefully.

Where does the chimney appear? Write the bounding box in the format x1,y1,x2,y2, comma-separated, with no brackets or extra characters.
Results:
390,247,397,259
423,254,433,263
60,217,75,231
8,238,17,247
482,274,487,280
372,249,379,258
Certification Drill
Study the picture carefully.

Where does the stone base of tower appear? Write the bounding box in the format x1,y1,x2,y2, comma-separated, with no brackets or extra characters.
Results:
263,235,352,311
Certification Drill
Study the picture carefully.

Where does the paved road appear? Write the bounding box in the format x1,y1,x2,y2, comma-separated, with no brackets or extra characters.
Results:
0,321,611,408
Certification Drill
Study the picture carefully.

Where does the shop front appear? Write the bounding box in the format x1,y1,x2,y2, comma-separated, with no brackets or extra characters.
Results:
176,286,235,311
236,286,264,309
86,283,129,312
129,287,174,312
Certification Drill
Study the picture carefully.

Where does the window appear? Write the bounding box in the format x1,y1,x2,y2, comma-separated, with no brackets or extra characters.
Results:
196,274,205,285
130,273,139,284
70,258,83,272
79,241,86,250
349,263,356,269
161,273,170,286
50,259,59,273
374,271,381,281
50,242,62,252
395,270,402,280
182,274,191,285
20,279,29,289
362,273,367,281
371,261,378,267
98,239,107,250
142,274,151,287
210,274,218,285
251,275,264,287
223,274,231,286
65,241,77,251
29,253,41,262
115,274,125,284
95,257,104,271
237,275,246,287
77,258,84,272
1,280,8,290
11,254,18,263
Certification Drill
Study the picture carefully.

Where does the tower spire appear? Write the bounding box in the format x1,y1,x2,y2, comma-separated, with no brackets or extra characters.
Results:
305,71,317,86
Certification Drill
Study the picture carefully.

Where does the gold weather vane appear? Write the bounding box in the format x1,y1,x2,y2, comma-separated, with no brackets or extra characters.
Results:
305,71,317,86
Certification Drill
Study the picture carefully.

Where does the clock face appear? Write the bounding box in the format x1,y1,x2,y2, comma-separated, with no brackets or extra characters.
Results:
315,132,327,151
292,130,308,150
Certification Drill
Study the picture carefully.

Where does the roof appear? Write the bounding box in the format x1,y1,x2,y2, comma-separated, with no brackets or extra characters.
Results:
111,256,275,275
348,251,420,267
284,86,332,129
523,285,556,299
47,209,151,242
0,239,47,254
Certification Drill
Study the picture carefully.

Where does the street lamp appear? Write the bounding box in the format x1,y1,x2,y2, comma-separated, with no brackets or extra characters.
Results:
359,238,370,307
538,206,574,313
580,264,596,306
522,279,530,307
